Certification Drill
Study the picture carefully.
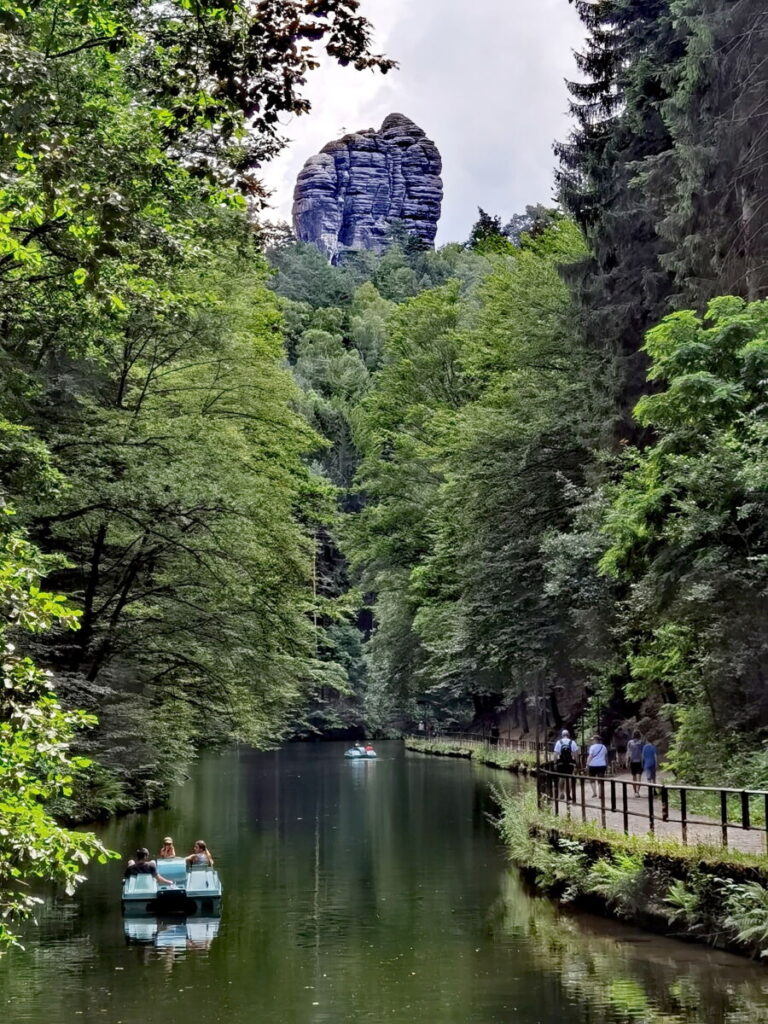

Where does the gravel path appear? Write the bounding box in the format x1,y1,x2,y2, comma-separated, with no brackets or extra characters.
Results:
547,771,768,855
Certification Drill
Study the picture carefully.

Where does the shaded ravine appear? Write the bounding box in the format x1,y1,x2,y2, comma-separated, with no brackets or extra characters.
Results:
1,742,767,1024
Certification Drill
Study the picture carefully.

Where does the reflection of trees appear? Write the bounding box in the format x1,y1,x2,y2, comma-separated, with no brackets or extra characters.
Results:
493,871,768,1024
4,747,768,1023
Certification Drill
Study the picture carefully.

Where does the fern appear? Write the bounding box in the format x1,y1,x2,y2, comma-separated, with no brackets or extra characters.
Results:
585,852,645,917
722,881,768,957
665,879,704,930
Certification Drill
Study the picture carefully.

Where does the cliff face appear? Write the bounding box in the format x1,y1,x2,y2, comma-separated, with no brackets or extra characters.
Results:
292,113,443,262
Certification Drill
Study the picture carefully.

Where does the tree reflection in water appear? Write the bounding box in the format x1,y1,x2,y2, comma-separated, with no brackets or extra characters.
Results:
493,870,768,1024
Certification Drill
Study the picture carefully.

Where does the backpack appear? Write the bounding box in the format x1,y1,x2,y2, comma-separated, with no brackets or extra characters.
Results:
557,740,574,768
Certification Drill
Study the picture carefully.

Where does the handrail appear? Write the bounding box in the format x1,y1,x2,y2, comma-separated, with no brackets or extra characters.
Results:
537,762,768,851
539,761,768,797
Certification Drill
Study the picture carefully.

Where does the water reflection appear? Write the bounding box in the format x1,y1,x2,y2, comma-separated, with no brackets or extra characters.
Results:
0,744,767,1024
491,856,768,1024
123,916,220,951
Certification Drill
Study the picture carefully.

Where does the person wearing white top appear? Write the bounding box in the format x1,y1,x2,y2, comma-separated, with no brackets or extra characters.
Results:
586,734,608,796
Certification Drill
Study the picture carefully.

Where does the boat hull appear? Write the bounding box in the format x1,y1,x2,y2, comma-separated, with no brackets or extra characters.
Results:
121,857,222,916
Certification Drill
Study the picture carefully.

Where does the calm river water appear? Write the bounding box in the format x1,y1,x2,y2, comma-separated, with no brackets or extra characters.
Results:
2,741,768,1024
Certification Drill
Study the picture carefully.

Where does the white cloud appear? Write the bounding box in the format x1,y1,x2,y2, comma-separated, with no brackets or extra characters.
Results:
259,0,584,244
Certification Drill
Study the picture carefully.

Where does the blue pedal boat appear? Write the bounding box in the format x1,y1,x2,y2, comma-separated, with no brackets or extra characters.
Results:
121,857,222,915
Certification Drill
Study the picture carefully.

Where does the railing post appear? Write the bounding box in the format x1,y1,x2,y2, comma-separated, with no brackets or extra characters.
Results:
580,776,586,822
720,790,728,847
622,782,629,835
661,786,669,823
647,784,655,833
599,778,606,829
681,788,688,846
741,791,750,831
610,779,616,813
554,772,560,817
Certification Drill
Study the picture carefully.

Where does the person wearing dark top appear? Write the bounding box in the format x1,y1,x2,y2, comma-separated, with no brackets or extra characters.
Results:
627,731,644,796
124,847,174,885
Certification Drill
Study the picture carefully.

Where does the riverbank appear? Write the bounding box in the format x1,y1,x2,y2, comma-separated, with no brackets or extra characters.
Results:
405,737,538,774
408,739,768,961
497,791,768,962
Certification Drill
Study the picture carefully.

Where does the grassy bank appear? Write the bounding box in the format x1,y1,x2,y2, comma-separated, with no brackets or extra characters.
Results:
497,791,768,961
406,738,538,774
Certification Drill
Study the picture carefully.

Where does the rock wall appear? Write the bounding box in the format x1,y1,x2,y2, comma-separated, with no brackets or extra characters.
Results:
292,113,443,262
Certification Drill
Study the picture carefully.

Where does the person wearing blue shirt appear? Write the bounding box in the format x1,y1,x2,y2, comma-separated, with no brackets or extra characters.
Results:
642,741,658,784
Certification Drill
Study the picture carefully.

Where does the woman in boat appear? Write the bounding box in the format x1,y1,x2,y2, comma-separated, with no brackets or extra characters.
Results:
158,836,176,858
186,839,214,867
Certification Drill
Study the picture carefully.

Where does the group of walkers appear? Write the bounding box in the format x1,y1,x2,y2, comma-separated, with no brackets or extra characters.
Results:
554,729,658,797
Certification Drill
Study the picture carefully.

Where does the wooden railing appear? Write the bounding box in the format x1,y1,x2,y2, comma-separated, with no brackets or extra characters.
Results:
537,763,768,852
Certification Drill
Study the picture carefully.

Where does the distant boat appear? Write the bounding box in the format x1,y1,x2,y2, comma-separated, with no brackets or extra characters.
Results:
344,748,377,759
121,857,222,915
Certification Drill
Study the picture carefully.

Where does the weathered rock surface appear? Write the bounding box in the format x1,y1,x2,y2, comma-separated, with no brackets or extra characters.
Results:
292,113,443,262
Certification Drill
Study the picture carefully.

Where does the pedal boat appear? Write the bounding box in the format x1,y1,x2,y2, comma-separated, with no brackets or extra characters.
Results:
344,748,377,759
121,857,222,915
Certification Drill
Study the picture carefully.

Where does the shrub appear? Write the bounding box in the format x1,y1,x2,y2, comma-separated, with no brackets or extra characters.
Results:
585,852,645,917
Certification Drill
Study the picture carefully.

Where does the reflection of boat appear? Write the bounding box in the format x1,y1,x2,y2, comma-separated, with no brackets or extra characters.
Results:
344,748,377,759
121,857,222,915
124,915,220,950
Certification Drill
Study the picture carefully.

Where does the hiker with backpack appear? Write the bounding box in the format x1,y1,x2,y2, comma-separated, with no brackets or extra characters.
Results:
553,730,579,800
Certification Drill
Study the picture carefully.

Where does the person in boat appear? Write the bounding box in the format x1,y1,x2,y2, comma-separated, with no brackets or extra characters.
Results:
186,840,214,867
364,743,375,754
124,848,174,885
355,742,365,753
158,836,176,858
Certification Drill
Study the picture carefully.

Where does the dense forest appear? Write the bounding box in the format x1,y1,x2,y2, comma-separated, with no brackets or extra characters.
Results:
2,0,768,942
265,0,768,791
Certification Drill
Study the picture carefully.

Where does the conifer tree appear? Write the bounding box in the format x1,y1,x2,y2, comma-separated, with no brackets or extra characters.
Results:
556,0,680,428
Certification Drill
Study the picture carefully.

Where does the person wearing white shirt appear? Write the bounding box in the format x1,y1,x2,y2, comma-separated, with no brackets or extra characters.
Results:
586,734,608,797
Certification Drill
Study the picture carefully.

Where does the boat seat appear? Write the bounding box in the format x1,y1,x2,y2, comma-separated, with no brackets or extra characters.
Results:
124,873,157,896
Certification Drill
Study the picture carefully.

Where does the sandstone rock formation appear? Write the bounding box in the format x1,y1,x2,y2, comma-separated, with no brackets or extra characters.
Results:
292,113,443,262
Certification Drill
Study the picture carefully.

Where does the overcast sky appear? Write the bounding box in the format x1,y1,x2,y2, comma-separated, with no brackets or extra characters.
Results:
259,0,585,244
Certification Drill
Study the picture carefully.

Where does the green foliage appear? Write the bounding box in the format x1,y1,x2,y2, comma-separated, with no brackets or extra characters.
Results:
600,297,768,781
497,789,768,957
0,0,394,812
665,877,707,933
408,738,537,772
345,220,597,726
585,852,645,917
722,881,768,957
466,208,515,255
496,793,588,902
0,510,116,949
